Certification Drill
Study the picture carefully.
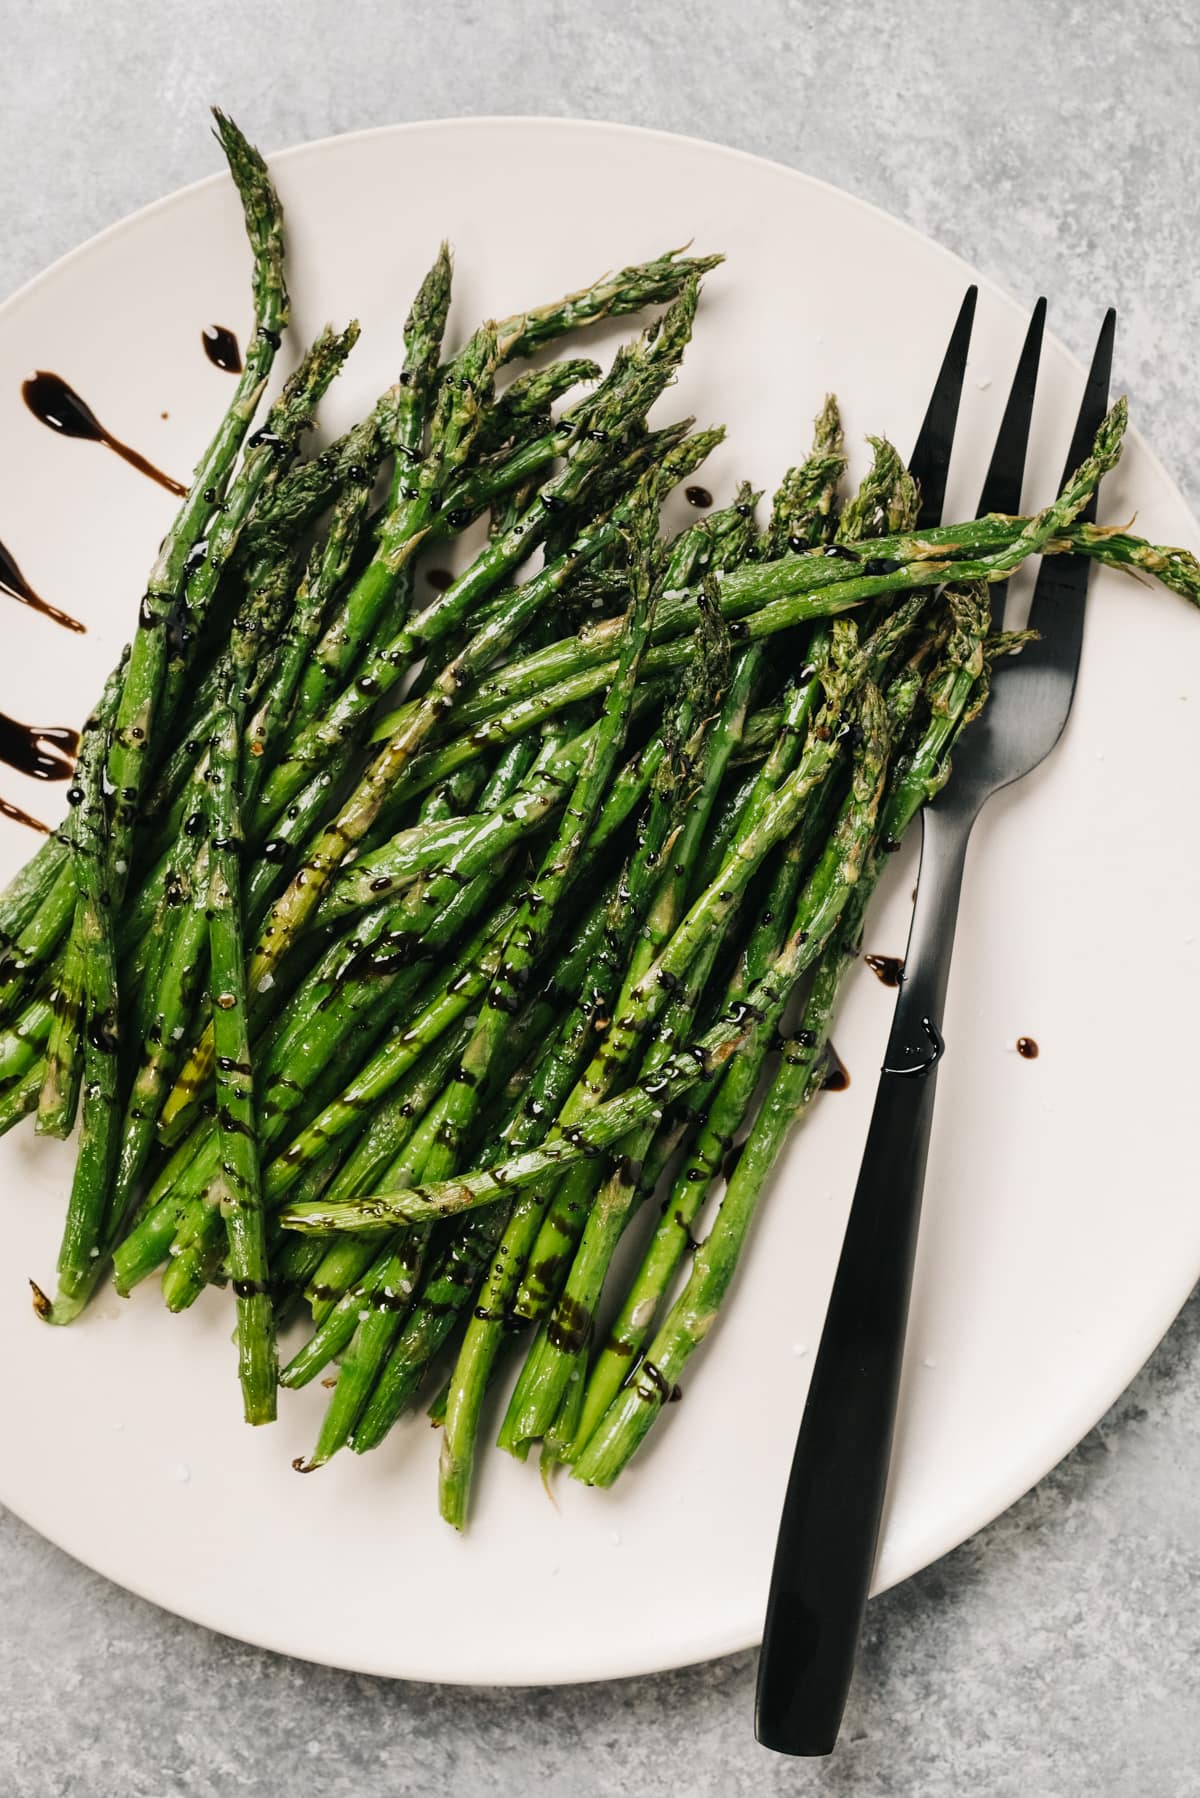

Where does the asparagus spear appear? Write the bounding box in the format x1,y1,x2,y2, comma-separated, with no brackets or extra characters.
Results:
507,609,757,1337
277,619,862,1248
34,671,126,1324
106,112,288,876
571,599,987,1482
206,702,276,1423
142,422,379,851
475,358,601,454
305,483,665,1469
33,674,125,1136
397,404,1125,744
279,679,892,1236
290,248,457,722
0,836,67,960
255,422,719,827
763,395,845,556
0,997,52,1086
285,1024,473,1327
562,459,926,1451
34,323,356,1143
125,731,541,1308
269,509,660,1248
492,247,722,360
427,739,705,1495
364,618,732,1474
160,285,707,1128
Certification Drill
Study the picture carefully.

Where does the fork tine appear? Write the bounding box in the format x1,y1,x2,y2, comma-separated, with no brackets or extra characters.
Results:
975,297,1047,631
1025,308,1116,673
977,297,1047,519
1056,307,1117,507
908,285,977,527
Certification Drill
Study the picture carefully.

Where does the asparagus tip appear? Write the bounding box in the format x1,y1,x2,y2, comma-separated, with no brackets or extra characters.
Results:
209,107,267,182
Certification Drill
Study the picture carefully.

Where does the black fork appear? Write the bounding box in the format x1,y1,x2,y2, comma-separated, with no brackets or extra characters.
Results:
755,295,1116,1758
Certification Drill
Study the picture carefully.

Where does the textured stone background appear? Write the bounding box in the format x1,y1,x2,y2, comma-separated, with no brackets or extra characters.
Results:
2,3,1198,1793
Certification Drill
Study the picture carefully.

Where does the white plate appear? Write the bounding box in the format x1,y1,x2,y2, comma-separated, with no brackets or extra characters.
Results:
1,118,1198,1687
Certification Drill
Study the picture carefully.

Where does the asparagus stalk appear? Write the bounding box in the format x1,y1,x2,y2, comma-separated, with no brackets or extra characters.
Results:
279,679,892,1236
312,485,665,1470
106,113,288,875
0,997,52,1085
279,726,540,1367
290,248,457,721
127,731,541,1307
34,671,126,1323
32,672,126,1136
397,405,1125,744
286,1024,473,1327
255,422,717,827
206,702,276,1423
392,647,726,1490
571,600,987,1482
35,324,357,1142
160,285,707,1127
475,358,601,454
507,610,757,1336
561,458,926,1450
270,510,660,1268
492,247,722,360
763,395,845,556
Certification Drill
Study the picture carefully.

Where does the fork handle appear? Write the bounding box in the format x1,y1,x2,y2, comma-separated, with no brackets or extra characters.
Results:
755,806,972,1756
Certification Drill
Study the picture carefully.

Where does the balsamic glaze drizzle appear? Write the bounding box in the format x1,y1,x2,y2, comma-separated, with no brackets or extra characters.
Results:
201,324,242,374
821,1043,851,1092
0,537,85,634
22,371,186,496
0,796,49,834
864,953,904,988
0,711,79,782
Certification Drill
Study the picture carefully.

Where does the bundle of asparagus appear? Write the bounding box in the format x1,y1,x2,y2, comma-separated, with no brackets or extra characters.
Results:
4,111,1197,1526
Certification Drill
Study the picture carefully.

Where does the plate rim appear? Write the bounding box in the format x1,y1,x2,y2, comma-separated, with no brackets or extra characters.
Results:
2,112,1197,1686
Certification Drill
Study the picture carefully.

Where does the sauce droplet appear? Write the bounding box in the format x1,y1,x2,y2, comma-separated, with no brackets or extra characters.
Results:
821,1043,850,1091
22,371,187,497
201,324,242,374
0,537,85,633
0,710,79,782
864,953,904,988
426,568,455,592
0,795,49,834
684,485,713,509
1016,1036,1039,1059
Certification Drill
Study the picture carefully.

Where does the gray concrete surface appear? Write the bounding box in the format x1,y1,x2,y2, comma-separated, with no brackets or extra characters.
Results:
2,2,1198,1792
